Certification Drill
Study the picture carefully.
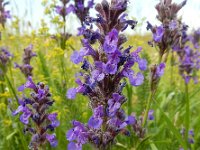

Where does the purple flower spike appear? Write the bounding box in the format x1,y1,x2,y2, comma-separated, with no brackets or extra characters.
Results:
0,1,11,27
15,44,36,77
13,78,59,149
0,47,13,75
66,0,147,149
147,0,187,59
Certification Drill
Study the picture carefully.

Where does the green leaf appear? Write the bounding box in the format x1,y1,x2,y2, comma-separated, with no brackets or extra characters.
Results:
6,130,17,140
150,142,158,150
154,101,187,150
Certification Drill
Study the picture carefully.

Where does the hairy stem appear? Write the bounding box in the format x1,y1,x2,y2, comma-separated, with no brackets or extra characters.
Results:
185,83,190,148
4,74,18,103
142,92,153,127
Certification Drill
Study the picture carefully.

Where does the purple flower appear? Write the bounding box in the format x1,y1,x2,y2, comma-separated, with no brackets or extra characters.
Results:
66,1,147,149
148,110,154,120
153,26,164,42
169,20,177,30
13,78,59,149
46,134,58,147
67,88,77,99
13,106,32,125
105,61,117,75
66,121,88,145
15,44,36,77
48,113,60,128
108,93,124,116
138,59,147,71
125,116,136,125
67,4,75,13
87,0,95,8
88,105,104,129
88,117,103,129
103,29,119,53
156,63,165,77
71,51,84,64
68,142,82,150
18,76,37,91
3,10,11,19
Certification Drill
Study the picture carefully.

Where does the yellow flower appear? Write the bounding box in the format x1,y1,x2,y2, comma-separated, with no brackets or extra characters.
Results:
45,47,64,60
3,119,12,126
53,95,62,104
0,103,6,111
0,91,11,98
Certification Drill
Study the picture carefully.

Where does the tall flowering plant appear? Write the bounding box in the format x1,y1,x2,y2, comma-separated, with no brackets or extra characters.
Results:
66,0,148,149
53,0,94,49
175,26,200,84
0,47,13,75
0,47,13,101
147,0,187,62
174,26,200,149
55,0,94,26
12,77,59,149
0,0,11,28
14,44,37,77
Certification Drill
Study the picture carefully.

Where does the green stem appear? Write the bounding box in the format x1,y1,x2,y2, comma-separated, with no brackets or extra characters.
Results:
4,74,18,103
158,55,162,64
142,92,153,127
0,76,5,93
185,83,190,147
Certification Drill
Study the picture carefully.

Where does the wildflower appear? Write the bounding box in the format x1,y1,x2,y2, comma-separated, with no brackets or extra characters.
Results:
0,0,11,28
148,110,154,120
12,77,59,149
150,63,166,93
175,26,200,84
147,0,187,59
14,44,36,77
180,128,195,149
0,47,13,75
66,0,147,149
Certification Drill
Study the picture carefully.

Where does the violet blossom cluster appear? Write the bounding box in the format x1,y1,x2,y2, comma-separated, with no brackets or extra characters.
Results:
55,0,94,25
179,128,194,149
14,44,37,77
130,111,154,139
150,63,166,93
12,76,59,149
66,0,148,149
0,46,13,75
54,0,94,46
147,0,187,59
0,0,11,28
174,25,200,84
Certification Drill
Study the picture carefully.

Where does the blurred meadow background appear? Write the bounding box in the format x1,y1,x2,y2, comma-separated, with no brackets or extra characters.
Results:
1,0,200,150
